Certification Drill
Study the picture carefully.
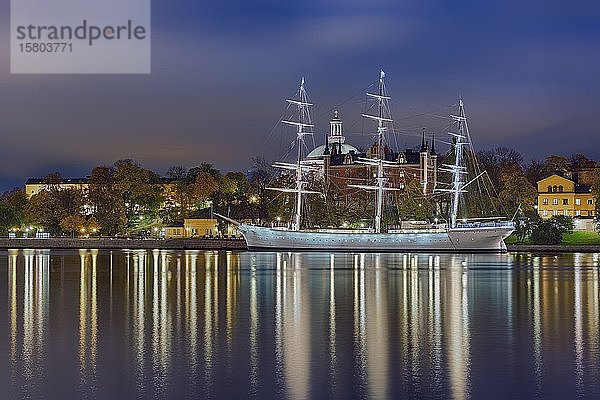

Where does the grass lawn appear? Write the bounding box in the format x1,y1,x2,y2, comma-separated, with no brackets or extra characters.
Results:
507,231,600,245
561,231,600,245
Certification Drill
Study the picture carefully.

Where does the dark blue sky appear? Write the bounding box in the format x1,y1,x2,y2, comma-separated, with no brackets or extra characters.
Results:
1,0,600,191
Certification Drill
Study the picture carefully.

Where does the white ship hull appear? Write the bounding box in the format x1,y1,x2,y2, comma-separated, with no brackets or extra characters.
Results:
237,224,514,252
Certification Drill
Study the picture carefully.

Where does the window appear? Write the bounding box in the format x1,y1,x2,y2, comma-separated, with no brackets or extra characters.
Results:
553,185,558,192
588,199,593,205
559,185,563,192
576,198,581,206
542,210,548,217
552,209,558,216
547,185,552,193
576,210,581,216
564,210,569,216
552,198,558,205
542,198,548,205
562,199,568,205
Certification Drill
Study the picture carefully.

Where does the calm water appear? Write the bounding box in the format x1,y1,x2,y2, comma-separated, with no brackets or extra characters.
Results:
0,250,599,400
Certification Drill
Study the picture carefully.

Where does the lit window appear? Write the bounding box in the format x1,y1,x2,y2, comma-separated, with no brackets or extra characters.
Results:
552,209,558,216
576,198,581,205
562,199,568,205
552,198,558,205
542,198,548,205
563,210,569,216
576,210,581,216
542,210,547,217
588,199,593,205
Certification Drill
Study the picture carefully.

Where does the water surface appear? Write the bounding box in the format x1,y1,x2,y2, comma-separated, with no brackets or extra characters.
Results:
0,250,599,399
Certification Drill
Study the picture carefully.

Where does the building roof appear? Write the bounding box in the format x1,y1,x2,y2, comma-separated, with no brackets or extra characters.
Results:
165,222,184,228
25,177,89,185
575,185,593,194
307,143,359,158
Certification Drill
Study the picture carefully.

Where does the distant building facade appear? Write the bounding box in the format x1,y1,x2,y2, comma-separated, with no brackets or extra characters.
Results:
305,111,439,199
537,174,595,220
164,219,218,238
25,177,89,198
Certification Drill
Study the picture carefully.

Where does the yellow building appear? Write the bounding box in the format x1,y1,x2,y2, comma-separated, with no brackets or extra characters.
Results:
164,219,219,238
537,174,595,219
25,177,89,198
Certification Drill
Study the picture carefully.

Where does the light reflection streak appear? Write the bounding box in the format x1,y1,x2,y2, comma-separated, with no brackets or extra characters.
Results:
133,250,146,393
278,253,310,400
249,256,258,395
8,250,18,388
203,252,215,393
367,254,389,399
23,249,34,382
532,258,543,394
328,254,336,395
589,266,599,392
446,256,471,400
186,251,198,384
151,249,171,396
225,251,237,368
432,265,442,391
409,260,420,388
78,249,97,396
574,263,583,397
275,253,283,393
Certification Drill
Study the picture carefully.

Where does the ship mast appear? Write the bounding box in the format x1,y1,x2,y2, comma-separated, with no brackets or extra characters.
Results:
270,78,321,231
374,72,386,233
351,70,401,233
448,98,468,227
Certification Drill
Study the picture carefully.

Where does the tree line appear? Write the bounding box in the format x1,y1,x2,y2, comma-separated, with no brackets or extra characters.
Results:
0,158,275,237
0,150,598,242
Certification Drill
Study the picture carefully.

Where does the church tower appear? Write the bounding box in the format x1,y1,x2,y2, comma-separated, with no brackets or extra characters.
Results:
419,128,429,194
430,132,438,191
329,110,345,146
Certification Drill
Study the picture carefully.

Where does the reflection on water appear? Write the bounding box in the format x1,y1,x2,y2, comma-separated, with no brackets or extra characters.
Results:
1,250,600,399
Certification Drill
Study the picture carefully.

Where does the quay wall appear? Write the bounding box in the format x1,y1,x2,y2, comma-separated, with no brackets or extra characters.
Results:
0,238,248,251
507,244,600,253
1,239,598,253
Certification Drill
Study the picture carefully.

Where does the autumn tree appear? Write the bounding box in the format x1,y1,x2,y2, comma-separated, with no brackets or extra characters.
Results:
60,214,85,237
190,171,219,207
524,159,545,187
88,166,127,235
477,147,523,190
542,155,570,176
114,159,164,228
499,171,537,215
249,157,275,223
86,216,101,235
397,179,434,221
25,188,83,235
593,168,600,220
0,189,28,234
219,172,250,218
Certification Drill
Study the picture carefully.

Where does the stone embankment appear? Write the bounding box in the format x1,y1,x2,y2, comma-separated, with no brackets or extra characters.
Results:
507,244,600,253
1,239,599,253
0,238,248,250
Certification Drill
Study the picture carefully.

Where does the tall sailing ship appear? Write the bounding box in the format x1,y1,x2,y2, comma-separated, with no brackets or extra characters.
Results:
219,72,514,252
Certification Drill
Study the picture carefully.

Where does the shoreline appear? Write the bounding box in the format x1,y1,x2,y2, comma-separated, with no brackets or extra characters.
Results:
0,238,247,251
506,244,600,253
0,238,599,253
